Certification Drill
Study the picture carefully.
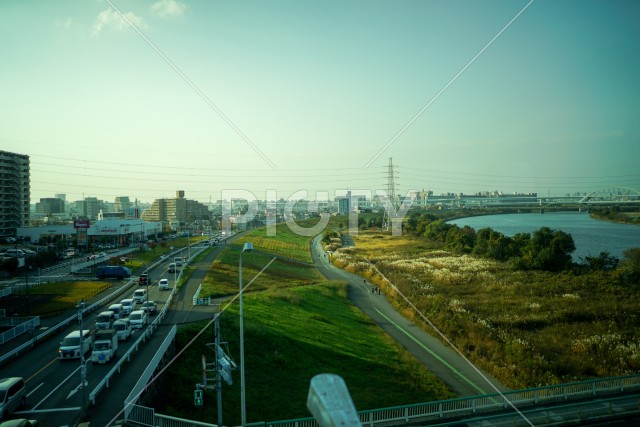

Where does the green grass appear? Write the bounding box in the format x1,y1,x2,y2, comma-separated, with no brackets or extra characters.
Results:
202,246,322,297
156,282,454,424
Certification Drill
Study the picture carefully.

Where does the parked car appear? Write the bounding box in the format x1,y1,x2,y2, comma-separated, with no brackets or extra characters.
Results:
128,310,147,329
158,278,170,290
141,301,157,316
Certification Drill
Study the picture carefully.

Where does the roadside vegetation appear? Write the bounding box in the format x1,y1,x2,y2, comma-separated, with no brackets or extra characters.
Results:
6,280,110,317
330,210,640,389
157,281,454,425
155,218,454,424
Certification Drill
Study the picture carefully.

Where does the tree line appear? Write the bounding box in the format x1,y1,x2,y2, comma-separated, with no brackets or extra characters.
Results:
403,211,640,284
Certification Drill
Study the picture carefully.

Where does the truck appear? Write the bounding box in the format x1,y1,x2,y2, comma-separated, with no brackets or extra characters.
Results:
90,329,118,364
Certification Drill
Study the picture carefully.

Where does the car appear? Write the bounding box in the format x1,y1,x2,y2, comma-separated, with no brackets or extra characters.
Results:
107,303,124,320
0,419,38,427
141,301,157,316
113,319,132,341
158,278,170,290
128,310,147,329
133,288,147,304
138,273,149,285
120,298,135,315
0,377,27,419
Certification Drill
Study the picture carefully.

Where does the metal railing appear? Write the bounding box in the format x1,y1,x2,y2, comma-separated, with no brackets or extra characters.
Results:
0,316,40,345
0,251,171,365
131,374,640,427
90,268,182,405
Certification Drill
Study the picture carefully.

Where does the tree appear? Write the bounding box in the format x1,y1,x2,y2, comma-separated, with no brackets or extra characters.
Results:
521,227,575,272
619,248,640,285
581,251,619,272
444,225,476,254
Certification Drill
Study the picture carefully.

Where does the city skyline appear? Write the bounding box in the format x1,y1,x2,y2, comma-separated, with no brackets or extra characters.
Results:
2,0,639,204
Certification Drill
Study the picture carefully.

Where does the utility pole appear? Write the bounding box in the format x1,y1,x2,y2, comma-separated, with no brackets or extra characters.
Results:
197,315,236,426
215,316,223,427
77,300,87,409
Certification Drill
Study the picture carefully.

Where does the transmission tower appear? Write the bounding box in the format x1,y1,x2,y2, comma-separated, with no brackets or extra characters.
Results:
383,157,397,230
386,157,396,204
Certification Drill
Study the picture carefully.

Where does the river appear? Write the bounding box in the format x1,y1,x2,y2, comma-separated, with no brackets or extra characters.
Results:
447,211,640,261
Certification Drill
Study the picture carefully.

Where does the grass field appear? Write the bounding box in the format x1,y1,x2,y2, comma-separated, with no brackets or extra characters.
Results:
200,220,341,298
155,281,454,424
332,232,640,389
7,281,111,316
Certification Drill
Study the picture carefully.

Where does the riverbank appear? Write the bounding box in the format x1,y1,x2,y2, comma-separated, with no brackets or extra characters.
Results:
332,231,640,390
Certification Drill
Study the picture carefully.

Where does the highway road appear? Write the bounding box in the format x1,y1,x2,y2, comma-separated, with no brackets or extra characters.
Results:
1,243,221,426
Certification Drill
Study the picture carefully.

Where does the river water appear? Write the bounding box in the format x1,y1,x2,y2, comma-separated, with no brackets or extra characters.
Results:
448,211,640,261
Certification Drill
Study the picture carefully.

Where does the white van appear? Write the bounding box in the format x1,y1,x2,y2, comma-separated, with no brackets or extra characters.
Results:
108,303,124,320
174,257,183,267
95,311,115,330
59,330,93,359
120,298,135,315
133,288,147,304
113,319,132,341
0,377,27,419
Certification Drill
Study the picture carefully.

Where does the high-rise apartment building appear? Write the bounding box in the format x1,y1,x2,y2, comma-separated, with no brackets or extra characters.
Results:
141,191,209,222
0,150,30,237
115,196,131,213
35,198,65,215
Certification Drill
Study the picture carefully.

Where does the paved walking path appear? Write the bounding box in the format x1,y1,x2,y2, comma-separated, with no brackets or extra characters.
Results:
309,235,508,397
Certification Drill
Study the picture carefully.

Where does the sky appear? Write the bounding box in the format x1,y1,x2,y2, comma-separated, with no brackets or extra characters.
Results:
1,0,639,204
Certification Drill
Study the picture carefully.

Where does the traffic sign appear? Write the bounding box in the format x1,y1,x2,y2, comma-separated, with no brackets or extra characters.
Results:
194,389,203,406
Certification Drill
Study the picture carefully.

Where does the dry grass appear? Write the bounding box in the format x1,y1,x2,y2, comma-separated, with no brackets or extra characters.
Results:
332,232,640,389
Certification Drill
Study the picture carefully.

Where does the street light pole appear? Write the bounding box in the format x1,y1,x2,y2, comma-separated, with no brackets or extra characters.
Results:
25,263,30,316
239,242,253,426
78,300,87,409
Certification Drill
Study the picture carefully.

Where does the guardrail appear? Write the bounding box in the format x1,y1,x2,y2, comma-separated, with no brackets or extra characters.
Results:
86,243,210,407
0,252,171,366
130,374,640,427
0,317,40,345
89,263,184,405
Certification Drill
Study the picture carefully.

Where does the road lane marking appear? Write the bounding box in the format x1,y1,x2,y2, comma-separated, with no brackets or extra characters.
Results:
27,357,60,383
32,365,80,410
26,382,44,398
374,307,488,395
15,407,81,414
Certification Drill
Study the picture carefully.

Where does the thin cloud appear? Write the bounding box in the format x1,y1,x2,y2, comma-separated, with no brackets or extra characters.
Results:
54,17,72,30
151,0,187,18
92,8,147,36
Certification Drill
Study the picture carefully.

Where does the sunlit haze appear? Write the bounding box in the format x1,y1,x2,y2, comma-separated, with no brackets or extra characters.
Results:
1,0,639,204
